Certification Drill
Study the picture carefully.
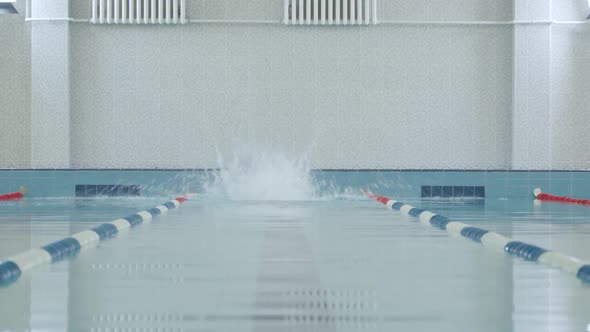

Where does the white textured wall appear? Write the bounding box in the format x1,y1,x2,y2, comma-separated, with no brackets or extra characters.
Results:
550,2,590,169
512,0,590,170
68,0,514,169
512,0,552,169
5,0,588,170
0,0,31,168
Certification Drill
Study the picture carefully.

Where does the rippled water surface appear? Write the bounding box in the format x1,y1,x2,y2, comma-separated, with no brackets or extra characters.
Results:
1,197,590,331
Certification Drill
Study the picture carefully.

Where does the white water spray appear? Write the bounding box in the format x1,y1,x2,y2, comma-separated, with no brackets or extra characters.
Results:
205,148,318,201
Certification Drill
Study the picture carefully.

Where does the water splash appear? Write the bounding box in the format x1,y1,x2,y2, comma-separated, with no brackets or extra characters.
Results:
205,148,319,201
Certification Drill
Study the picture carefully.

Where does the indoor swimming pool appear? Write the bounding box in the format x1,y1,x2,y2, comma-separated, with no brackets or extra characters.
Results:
1,195,590,332
2,0,590,330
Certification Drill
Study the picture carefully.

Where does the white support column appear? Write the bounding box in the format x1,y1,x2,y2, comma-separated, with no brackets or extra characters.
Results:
30,0,70,168
512,0,552,170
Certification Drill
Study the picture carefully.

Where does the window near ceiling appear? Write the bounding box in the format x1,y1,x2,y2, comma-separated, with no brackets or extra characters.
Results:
0,0,17,15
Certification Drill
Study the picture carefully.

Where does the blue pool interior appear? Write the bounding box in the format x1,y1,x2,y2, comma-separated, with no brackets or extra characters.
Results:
2,174,590,331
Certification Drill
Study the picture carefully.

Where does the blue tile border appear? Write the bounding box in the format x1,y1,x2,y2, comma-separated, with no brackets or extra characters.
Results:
2,168,590,172
1,169,590,199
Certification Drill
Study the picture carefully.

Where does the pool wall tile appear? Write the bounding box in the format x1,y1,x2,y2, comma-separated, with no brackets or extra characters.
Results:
464,186,475,197
86,185,97,197
75,185,86,197
432,186,443,197
474,186,485,198
421,186,432,198
96,185,108,196
442,186,453,197
107,185,119,197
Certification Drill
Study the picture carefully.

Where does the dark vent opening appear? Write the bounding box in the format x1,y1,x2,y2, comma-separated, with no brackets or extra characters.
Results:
421,186,485,199
76,185,141,197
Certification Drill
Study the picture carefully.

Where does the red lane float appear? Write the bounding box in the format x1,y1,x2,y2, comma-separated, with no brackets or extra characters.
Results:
361,189,389,204
0,186,27,201
533,188,590,206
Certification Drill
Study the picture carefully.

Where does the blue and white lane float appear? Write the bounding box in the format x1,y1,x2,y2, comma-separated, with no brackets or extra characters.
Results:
363,190,590,283
0,195,189,286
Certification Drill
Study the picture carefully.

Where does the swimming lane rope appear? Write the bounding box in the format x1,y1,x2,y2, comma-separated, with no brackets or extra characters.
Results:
0,196,189,286
533,188,590,206
364,190,590,283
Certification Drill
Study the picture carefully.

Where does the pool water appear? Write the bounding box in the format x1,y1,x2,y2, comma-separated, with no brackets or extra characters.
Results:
1,197,590,331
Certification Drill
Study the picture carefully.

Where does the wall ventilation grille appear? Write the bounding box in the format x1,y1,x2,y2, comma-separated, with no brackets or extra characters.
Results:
75,185,141,197
91,0,186,24
283,0,378,25
421,186,485,199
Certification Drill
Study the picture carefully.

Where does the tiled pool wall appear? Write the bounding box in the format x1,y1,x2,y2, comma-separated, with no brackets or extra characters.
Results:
315,170,590,200
0,169,589,200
